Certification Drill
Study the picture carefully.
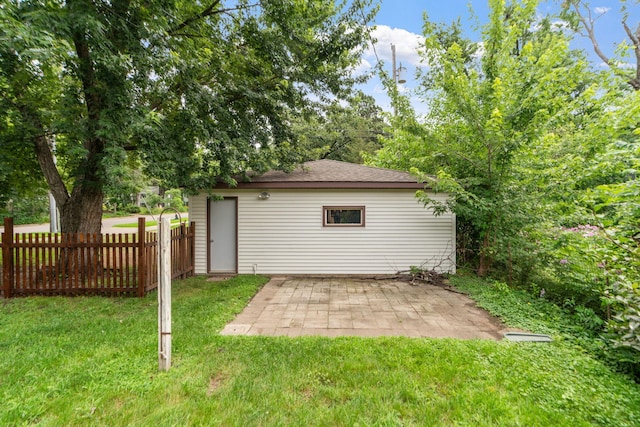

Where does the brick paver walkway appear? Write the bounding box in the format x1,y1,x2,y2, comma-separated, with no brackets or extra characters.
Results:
220,277,515,339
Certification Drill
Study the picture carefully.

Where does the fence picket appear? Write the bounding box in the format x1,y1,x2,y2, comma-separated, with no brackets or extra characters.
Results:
0,218,194,298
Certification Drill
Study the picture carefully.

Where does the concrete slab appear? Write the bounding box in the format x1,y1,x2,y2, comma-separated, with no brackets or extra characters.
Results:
220,277,518,340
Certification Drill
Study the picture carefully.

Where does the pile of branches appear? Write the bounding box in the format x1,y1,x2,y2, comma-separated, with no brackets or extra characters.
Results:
397,255,455,287
394,268,466,294
402,268,447,286
395,267,448,287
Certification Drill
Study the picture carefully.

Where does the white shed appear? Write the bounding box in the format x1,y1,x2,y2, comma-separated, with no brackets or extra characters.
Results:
188,160,455,275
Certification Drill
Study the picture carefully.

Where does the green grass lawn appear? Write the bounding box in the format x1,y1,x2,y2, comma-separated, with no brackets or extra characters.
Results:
1,275,639,426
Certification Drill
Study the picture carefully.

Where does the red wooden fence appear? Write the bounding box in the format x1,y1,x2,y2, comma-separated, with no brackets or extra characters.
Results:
0,217,195,298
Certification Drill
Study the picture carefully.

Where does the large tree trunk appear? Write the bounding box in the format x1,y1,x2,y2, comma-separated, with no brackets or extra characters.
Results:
59,187,103,234
31,128,104,234
18,7,107,235
29,120,104,280
43,11,107,235
57,186,103,278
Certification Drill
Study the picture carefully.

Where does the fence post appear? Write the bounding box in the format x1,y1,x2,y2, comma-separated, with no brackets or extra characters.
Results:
190,221,195,276
158,216,171,371
2,217,14,298
179,222,186,279
137,217,146,297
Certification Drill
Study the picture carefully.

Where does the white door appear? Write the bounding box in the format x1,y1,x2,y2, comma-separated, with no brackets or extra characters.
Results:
209,198,237,273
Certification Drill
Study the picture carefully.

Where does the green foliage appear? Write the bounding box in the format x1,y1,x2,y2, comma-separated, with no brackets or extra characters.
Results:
294,93,386,163
123,205,141,214
451,274,639,379
142,192,163,211
102,150,146,214
135,0,378,188
373,0,593,277
607,279,640,353
371,0,640,371
541,225,608,309
163,188,186,212
0,188,50,225
538,85,640,358
0,0,377,232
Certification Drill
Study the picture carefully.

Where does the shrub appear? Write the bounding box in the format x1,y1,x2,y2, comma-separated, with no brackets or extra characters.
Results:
541,225,609,311
607,279,640,352
0,192,50,225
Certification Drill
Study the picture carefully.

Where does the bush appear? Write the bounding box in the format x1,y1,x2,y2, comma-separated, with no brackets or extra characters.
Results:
163,188,186,211
542,225,608,310
124,205,141,214
607,279,640,353
0,192,50,225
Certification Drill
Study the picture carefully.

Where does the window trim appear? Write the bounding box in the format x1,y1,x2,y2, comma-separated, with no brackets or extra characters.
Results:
322,206,366,227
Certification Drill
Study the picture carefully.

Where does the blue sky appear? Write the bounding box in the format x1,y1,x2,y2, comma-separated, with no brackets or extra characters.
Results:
357,0,638,113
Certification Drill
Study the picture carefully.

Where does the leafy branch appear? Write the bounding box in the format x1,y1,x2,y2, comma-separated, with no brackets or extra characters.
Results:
168,1,260,36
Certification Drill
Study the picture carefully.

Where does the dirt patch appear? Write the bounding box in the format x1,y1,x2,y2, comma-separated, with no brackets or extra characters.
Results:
207,372,226,396
207,276,235,282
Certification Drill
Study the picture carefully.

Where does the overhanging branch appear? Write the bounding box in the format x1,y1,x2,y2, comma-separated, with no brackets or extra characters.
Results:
571,1,611,66
622,19,640,90
168,1,260,36
569,0,640,90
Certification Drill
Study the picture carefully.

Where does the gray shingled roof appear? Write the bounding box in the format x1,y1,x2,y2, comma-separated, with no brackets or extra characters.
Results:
219,159,426,189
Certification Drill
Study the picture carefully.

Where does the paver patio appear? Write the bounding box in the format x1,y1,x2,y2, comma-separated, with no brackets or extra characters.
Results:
220,277,517,339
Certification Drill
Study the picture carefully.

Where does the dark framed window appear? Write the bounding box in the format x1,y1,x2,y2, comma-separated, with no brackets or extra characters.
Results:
323,206,365,227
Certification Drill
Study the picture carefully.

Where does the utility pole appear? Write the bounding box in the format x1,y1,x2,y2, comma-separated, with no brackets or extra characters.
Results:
391,44,407,85
391,44,407,116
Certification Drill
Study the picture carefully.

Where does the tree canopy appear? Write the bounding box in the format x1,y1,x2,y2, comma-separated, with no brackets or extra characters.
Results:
370,0,639,372
375,0,595,275
293,92,386,163
0,0,376,232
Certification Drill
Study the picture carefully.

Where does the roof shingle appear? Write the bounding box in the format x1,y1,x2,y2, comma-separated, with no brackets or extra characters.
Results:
217,159,426,190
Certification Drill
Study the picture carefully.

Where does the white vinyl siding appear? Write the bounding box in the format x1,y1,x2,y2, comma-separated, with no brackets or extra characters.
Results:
190,189,455,275
189,193,208,275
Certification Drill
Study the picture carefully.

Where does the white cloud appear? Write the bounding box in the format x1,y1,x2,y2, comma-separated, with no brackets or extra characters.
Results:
594,7,611,15
356,26,426,115
617,61,635,69
363,25,425,67
472,41,485,60
598,61,635,69
550,19,571,32
351,58,372,76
